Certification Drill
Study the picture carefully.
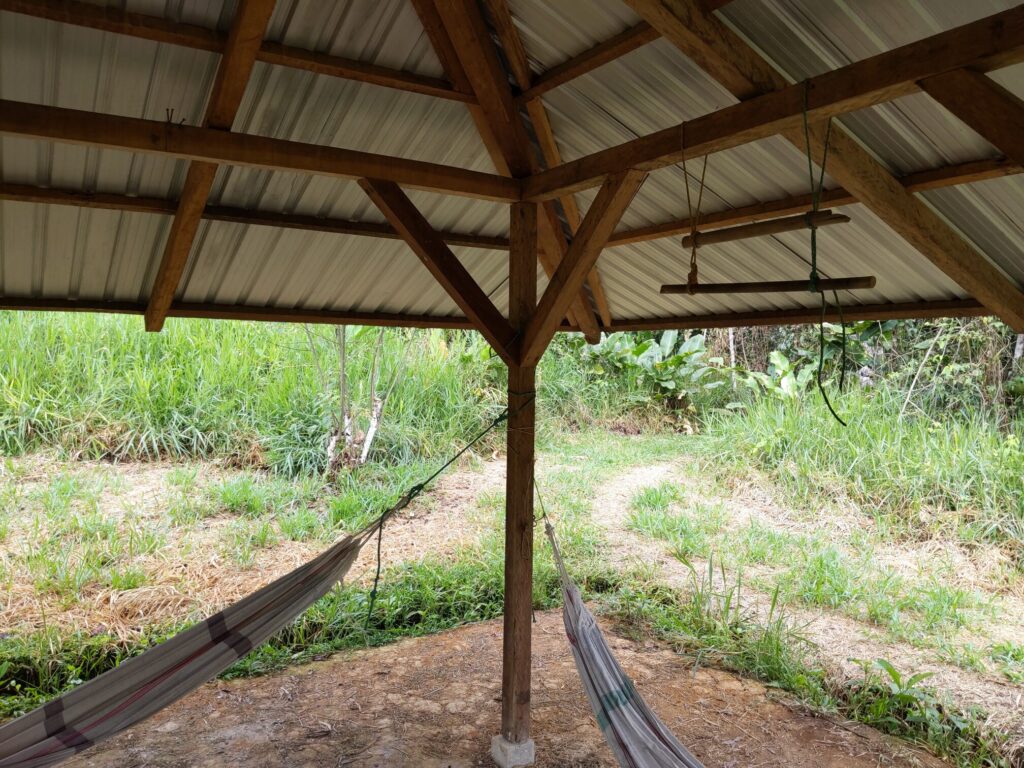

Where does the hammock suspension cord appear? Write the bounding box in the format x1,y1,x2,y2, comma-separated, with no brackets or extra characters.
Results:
680,122,710,293
364,401,522,627
801,82,848,426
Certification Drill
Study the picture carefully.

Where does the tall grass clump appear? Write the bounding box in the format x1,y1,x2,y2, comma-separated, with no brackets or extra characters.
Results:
0,314,646,477
708,386,1024,551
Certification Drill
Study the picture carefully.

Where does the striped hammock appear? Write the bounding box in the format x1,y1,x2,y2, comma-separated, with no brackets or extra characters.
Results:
544,520,704,768
0,409,512,768
0,519,380,768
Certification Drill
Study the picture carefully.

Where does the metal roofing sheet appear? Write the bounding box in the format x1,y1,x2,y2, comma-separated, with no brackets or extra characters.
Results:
1,0,1022,327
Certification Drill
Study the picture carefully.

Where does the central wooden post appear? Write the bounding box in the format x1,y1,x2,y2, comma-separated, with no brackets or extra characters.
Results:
495,201,538,765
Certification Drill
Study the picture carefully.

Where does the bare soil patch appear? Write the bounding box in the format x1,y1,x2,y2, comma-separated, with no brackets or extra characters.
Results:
65,611,946,768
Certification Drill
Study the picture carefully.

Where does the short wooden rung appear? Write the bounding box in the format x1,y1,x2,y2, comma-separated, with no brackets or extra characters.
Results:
681,210,850,249
660,276,876,295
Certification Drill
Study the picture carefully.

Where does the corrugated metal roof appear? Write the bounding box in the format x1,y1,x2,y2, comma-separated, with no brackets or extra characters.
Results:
1,0,1022,326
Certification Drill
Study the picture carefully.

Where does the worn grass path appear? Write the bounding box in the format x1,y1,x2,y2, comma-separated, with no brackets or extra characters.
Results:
588,460,1024,760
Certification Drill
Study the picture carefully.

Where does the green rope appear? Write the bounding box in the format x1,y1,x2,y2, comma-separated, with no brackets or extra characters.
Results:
801,81,847,426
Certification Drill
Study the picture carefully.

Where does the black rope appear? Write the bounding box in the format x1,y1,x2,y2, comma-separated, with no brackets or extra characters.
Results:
801,81,846,426
817,294,848,427
362,397,533,630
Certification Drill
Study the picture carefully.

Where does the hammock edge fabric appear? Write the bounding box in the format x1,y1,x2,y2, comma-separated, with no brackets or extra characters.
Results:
0,522,378,768
544,520,704,768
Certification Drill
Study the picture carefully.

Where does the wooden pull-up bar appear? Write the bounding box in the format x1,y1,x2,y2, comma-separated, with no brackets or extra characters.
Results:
680,210,849,250
661,275,876,295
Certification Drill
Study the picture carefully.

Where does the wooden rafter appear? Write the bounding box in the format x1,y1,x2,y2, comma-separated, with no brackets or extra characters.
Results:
920,69,1024,168
3,152,1016,254
425,0,603,342
145,0,276,332
0,0,472,103
521,170,646,365
486,0,615,328
608,0,1024,330
0,100,520,202
514,22,659,106
524,4,1024,201
358,178,517,365
0,183,510,250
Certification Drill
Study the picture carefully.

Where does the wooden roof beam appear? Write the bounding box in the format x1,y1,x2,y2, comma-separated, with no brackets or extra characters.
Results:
920,69,1024,169
358,178,517,365
5,151,1013,254
514,22,660,105
525,4,1024,201
0,100,520,202
5,150,1014,253
410,0,586,335
0,0,472,103
521,170,646,365
0,297,981,331
145,0,276,332
606,0,1024,330
0,297,519,329
429,0,603,342
0,182,511,250
486,0,615,328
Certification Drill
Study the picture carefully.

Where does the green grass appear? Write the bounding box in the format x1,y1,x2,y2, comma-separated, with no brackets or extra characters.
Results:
989,641,1024,683
627,484,726,560
0,314,656,477
707,387,1024,554
607,558,1009,767
842,659,1008,767
730,520,801,565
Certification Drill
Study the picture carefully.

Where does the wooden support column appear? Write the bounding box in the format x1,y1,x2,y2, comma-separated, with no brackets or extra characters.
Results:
496,201,538,764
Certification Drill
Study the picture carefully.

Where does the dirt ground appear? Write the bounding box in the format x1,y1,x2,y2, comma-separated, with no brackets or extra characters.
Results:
66,610,947,768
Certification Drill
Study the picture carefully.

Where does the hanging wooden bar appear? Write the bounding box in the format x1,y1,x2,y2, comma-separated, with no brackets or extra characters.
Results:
661,275,876,295
680,210,849,249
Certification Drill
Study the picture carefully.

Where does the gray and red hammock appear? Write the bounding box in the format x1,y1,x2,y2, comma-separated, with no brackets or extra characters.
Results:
0,472,703,767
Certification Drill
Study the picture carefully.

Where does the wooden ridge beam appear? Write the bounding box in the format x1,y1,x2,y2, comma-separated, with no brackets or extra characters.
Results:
521,170,646,365
358,178,517,364
605,299,987,331
0,0,472,103
409,0,514,176
524,5,1024,202
144,0,277,332
619,0,1024,331
0,100,520,202
920,69,1024,168
514,22,660,106
430,0,603,342
0,182,511,249
608,156,1020,247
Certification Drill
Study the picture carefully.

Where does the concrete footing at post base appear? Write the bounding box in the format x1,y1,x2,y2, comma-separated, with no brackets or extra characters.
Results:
490,735,535,767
